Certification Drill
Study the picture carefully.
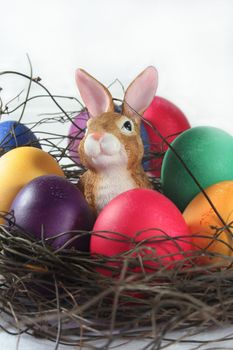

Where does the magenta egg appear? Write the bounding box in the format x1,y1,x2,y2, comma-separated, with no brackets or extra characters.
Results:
143,96,191,177
91,188,192,274
9,175,94,250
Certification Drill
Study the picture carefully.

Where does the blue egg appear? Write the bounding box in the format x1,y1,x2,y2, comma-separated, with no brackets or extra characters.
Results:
140,123,150,171
114,103,122,113
0,120,41,154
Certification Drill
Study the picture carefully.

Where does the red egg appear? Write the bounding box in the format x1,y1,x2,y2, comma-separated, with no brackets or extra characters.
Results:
91,189,191,275
143,96,191,177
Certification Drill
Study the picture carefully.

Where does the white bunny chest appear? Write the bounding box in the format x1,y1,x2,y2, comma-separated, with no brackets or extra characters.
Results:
95,168,136,212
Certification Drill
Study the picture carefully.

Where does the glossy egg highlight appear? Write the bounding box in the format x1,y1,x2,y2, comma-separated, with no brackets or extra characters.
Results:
10,175,94,250
183,181,233,264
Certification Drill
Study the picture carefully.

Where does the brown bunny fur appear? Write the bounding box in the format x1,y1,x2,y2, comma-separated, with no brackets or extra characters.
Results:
78,112,152,213
76,67,158,214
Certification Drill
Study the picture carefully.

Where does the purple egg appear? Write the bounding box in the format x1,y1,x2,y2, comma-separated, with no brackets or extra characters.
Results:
67,110,89,164
10,175,94,251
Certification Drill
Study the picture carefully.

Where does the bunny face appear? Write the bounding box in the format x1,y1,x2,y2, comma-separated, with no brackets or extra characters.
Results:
76,66,158,172
75,67,158,212
79,112,144,171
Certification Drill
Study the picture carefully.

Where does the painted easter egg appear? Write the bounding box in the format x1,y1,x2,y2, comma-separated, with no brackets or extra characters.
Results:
0,146,64,220
143,96,191,177
0,120,41,155
10,175,94,250
161,126,233,212
140,122,150,171
91,188,191,274
183,181,233,264
67,110,89,164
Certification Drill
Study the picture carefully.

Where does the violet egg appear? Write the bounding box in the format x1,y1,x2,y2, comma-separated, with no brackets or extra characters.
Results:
67,110,89,164
9,175,94,250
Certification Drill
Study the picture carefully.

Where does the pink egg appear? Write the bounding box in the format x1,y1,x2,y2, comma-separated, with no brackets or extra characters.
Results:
67,110,89,164
143,96,191,177
91,189,191,275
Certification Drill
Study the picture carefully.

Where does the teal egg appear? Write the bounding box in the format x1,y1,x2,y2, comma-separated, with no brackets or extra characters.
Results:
161,126,233,211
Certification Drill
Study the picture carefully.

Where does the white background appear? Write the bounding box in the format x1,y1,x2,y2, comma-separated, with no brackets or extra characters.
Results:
0,0,233,349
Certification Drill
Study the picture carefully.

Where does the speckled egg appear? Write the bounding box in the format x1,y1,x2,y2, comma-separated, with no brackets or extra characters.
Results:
10,175,94,250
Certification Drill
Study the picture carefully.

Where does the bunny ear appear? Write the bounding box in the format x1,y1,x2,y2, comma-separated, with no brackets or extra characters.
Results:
75,69,114,118
122,66,158,121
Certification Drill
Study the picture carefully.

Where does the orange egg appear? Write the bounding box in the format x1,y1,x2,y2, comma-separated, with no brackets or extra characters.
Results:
183,181,233,264
0,146,64,221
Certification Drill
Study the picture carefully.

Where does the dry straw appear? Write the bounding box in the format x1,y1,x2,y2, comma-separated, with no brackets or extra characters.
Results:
0,64,233,350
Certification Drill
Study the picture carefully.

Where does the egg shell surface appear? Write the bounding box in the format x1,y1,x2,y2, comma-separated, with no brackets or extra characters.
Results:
161,126,233,212
10,175,94,250
68,110,89,164
143,96,190,177
0,146,64,220
0,120,41,154
140,123,150,171
183,181,233,264
91,188,191,274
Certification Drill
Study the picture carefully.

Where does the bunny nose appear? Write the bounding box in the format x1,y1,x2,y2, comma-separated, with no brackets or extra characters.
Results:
92,132,103,141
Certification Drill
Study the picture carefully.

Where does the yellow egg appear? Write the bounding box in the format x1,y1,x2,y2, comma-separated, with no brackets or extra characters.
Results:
0,147,64,220
183,181,233,264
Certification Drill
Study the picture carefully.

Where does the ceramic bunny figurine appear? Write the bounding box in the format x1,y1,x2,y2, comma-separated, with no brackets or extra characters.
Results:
75,66,158,214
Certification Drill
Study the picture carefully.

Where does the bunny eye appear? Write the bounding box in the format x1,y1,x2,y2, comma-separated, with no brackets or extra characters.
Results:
121,120,134,134
123,121,132,131
118,118,135,135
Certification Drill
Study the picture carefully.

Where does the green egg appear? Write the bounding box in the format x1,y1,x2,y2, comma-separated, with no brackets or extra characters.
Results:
161,126,233,211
